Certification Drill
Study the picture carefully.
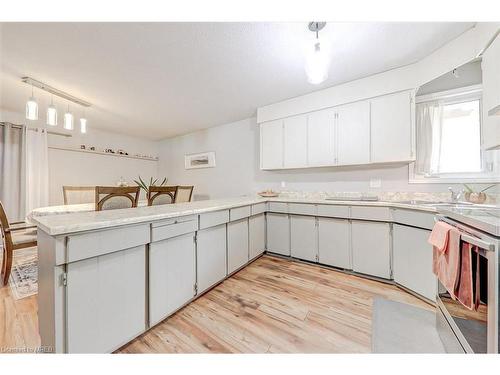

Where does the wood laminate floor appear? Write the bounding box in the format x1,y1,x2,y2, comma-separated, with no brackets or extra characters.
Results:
0,254,432,354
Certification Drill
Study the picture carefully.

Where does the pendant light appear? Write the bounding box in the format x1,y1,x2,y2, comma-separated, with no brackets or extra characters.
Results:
46,95,58,126
64,104,74,130
25,85,38,120
305,22,329,85
80,108,87,134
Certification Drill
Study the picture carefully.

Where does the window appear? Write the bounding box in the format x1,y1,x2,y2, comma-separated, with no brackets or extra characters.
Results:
411,85,500,183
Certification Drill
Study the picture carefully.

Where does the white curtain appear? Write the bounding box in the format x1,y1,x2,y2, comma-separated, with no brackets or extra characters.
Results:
0,123,26,221
24,127,49,215
415,102,443,175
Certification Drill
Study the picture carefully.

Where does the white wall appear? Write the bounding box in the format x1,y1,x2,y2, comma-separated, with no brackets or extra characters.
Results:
158,117,473,200
0,109,160,205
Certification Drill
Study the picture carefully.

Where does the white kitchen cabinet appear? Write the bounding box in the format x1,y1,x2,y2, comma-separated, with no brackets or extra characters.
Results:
307,108,336,167
318,217,351,270
336,101,370,165
266,213,290,256
284,114,308,168
481,34,500,150
227,218,249,274
393,224,436,301
149,233,196,326
196,224,227,294
249,213,265,260
66,246,146,353
290,215,318,262
260,119,283,169
370,90,414,163
351,221,391,279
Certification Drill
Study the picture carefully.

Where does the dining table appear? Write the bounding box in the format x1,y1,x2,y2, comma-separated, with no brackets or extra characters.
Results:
27,200,149,223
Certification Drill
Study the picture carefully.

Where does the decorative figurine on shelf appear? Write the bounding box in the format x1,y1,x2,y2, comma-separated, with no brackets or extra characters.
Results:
105,148,115,154
117,149,129,155
89,146,95,151
80,144,86,150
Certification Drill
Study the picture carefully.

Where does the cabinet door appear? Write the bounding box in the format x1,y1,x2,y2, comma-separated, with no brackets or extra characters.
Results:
149,233,196,326
227,218,249,274
266,213,290,256
336,101,370,165
284,114,308,168
370,91,413,163
66,246,146,353
197,224,227,294
249,213,265,260
318,218,351,269
393,224,436,300
290,215,318,262
260,120,283,169
351,221,391,279
307,108,336,167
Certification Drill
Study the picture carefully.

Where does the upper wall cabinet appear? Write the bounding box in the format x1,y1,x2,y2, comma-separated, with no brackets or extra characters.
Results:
482,34,500,150
284,114,308,168
307,108,336,167
370,91,414,163
259,90,415,170
336,101,370,165
260,119,283,169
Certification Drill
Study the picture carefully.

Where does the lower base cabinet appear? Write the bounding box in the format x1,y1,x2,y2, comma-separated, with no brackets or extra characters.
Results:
149,233,196,326
197,224,227,294
318,217,351,269
351,221,391,279
227,219,249,274
249,213,265,259
290,215,317,262
393,224,436,301
266,213,290,256
66,245,146,353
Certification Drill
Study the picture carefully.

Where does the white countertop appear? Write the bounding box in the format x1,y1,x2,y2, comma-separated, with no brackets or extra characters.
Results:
439,206,500,237
32,196,443,236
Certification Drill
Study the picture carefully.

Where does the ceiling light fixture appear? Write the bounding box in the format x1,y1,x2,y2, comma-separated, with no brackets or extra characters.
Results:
80,108,87,134
305,22,329,85
47,95,58,126
64,104,74,130
25,85,39,121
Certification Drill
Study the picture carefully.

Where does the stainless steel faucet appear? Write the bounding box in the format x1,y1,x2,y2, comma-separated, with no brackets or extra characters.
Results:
448,187,463,202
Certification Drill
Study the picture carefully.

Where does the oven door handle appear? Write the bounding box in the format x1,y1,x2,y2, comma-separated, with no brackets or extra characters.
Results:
460,233,495,252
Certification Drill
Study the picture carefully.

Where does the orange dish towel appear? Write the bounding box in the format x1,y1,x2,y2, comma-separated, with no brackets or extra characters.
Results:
429,222,461,299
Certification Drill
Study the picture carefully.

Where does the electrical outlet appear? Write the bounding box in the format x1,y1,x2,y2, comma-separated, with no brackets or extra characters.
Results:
370,178,382,188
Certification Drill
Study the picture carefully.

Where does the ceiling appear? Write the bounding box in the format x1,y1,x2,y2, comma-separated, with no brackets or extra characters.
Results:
0,22,475,140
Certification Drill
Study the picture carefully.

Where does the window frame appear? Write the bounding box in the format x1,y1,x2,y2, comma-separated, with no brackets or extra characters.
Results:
409,84,500,184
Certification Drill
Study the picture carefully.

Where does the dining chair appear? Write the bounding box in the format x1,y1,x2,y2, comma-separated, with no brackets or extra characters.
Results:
95,186,140,211
147,186,178,206
63,186,96,205
0,201,37,285
174,186,194,203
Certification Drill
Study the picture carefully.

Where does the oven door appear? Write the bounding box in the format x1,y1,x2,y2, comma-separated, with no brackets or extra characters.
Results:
435,216,499,353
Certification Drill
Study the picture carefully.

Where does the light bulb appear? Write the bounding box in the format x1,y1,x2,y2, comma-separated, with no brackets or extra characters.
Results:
80,117,87,133
26,96,38,120
47,104,58,126
64,111,74,130
305,41,329,85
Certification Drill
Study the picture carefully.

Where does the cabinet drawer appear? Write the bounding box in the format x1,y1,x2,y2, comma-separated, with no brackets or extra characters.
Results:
391,208,435,230
251,203,267,215
317,204,350,218
288,203,316,216
230,206,252,221
199,210,230,230
268,202,288,213
350,206,391,222
151,216,198,242
66,224,149,264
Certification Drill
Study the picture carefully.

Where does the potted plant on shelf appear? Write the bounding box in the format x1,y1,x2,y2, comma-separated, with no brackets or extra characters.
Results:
463,184,497,204
134,176,168,194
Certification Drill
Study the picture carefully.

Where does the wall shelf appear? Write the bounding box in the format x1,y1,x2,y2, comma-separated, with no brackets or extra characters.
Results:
48,146,159,161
